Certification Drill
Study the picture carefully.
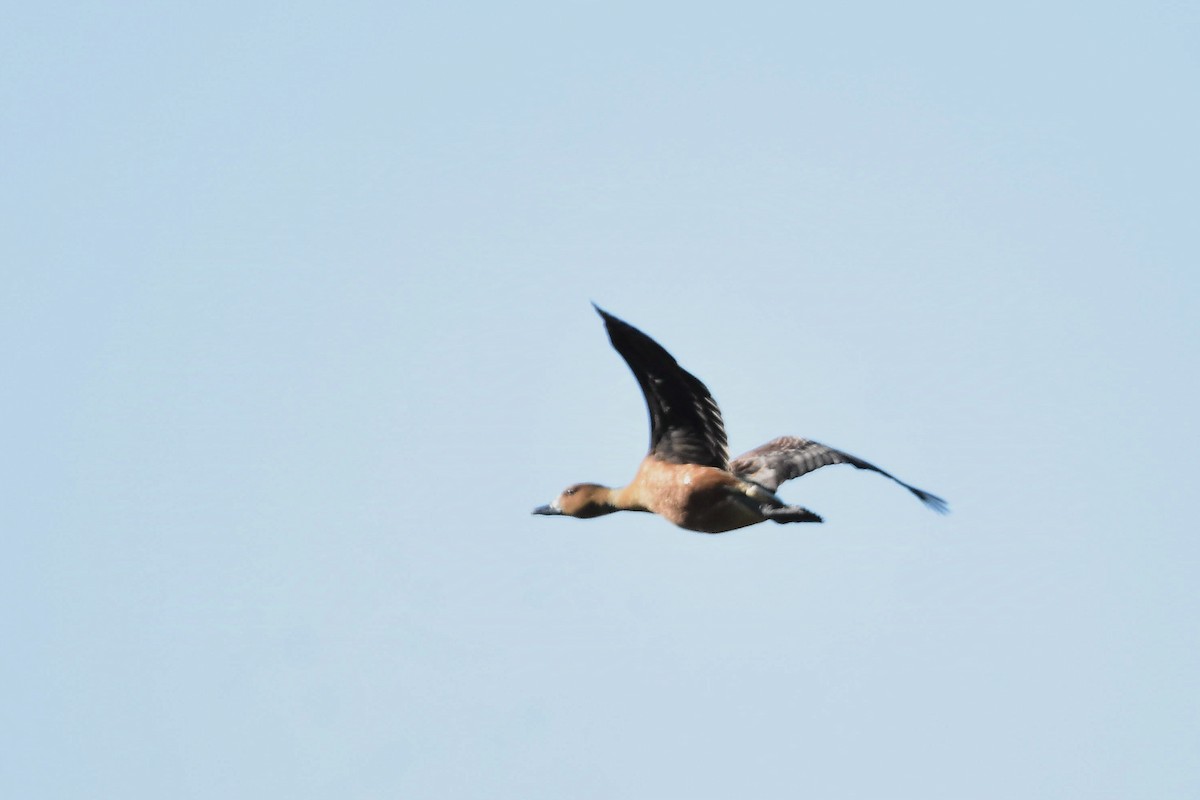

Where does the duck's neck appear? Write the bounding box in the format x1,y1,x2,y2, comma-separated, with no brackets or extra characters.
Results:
610,484,650,513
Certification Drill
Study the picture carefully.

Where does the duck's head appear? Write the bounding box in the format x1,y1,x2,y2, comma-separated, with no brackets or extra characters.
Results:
532,483,617,519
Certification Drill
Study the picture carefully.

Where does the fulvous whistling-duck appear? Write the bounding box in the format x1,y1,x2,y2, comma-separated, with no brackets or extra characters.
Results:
533,305,948,533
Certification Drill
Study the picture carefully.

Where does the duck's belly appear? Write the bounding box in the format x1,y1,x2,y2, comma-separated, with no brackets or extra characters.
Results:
652,468,767,533
677,495,765,533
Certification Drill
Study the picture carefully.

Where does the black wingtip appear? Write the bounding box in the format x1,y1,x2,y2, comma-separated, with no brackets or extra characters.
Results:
592,303,632,342
911,487,950,514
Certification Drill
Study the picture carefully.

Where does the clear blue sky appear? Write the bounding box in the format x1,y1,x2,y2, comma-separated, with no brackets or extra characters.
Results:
5,1,1198,797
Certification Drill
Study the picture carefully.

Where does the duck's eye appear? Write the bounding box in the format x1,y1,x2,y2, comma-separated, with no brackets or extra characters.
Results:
564,487,577,496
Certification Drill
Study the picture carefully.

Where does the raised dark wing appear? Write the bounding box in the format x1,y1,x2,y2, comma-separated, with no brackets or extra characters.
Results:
729,435,948,513
594,305,729,468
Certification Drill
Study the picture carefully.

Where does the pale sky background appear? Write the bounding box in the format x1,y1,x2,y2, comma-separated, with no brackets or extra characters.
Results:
4,1,1198,798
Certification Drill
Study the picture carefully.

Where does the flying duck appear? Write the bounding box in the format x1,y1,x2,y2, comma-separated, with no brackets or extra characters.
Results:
533,305,947,533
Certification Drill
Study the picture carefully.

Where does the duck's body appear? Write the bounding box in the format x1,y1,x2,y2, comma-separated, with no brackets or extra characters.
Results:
534,306,947,534
619,458,790,533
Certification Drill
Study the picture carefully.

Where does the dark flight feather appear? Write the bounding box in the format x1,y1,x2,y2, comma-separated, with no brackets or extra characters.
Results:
594,305,729,469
